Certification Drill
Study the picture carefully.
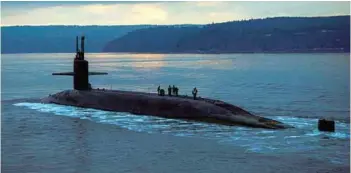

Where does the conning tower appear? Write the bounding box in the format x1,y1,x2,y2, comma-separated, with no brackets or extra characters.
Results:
74,36,89,90
52,36,107,90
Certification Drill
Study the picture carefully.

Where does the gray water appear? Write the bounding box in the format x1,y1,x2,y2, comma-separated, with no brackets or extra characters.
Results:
2,53,350,173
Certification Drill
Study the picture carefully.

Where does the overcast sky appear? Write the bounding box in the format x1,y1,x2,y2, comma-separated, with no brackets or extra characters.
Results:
1,1,350,26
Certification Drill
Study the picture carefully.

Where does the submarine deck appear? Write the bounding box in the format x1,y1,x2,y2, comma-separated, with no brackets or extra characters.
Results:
92,89,251,111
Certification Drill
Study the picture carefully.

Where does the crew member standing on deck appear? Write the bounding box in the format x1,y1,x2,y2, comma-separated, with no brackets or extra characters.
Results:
168,85,172,96
174,86,179,96
192,87,198,100
172,85,176,95
157,85,161,95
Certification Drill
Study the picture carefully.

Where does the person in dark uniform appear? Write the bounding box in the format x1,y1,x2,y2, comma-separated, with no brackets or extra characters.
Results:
157,85,161,95
172,85,176,95
168,85,172,96
160,89,165,96
175,86,179,96
192,87,198,100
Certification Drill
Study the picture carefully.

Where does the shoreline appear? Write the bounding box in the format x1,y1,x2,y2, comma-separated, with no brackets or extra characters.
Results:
1,50,349,55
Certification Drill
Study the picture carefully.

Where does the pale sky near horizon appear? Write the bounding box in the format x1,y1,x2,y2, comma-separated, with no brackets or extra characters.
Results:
1,1,350,26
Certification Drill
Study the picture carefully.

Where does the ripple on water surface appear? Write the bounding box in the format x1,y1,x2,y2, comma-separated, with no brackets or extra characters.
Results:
14,102,350,164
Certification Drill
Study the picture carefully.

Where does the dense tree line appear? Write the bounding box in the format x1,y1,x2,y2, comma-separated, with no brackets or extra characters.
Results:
1,24,200,54
1,25,151,53
103,16,350,53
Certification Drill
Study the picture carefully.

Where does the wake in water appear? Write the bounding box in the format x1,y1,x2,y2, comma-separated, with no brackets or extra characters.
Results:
14,102,350,155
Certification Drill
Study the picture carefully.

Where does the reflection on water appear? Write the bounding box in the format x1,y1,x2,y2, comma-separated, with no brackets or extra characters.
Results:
89,53,167,69
72,120,90,172
130,54,166,69
87,53,250,70
91,53,164,59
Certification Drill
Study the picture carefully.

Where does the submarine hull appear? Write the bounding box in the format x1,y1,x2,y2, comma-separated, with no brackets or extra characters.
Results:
41,89,292,129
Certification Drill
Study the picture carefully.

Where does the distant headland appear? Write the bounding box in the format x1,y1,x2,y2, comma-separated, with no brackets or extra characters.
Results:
1,15,350,54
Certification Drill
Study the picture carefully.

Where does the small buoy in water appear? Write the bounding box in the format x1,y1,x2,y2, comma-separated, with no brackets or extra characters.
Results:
318,119,335,132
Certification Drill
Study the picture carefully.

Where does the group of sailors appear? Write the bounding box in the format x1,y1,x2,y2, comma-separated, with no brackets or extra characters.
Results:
157,85,198,100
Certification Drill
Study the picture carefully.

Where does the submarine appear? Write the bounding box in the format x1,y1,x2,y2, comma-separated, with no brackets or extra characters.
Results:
41,36,292,129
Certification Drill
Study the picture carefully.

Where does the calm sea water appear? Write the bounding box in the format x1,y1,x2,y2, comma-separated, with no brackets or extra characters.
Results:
2,53,350,173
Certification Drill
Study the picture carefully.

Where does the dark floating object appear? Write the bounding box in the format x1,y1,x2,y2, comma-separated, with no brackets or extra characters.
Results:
318,119,335,132
43,36,293,129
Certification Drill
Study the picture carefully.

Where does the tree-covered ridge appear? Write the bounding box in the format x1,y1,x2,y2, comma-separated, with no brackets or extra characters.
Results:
103,16,350,53
1,25,151,53
1,24,201,54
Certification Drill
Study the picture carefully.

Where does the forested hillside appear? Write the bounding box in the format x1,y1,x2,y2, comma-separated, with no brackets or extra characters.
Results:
1,25,150,53
2,16,349,54
103,16,350,53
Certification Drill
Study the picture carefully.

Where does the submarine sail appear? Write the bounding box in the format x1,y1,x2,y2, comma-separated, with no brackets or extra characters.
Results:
52,36,107,90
